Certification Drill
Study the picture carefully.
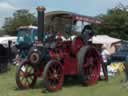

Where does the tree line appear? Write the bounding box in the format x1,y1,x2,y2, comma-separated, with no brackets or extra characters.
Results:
92,4,128,40
0,10,37,36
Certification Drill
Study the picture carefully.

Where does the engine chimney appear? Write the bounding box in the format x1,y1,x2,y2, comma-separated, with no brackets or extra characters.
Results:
36,6,45,42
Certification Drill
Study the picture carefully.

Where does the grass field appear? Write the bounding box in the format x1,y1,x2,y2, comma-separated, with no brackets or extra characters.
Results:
0,66,128,96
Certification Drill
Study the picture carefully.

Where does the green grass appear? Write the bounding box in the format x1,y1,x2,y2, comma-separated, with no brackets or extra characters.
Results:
0,66,128,96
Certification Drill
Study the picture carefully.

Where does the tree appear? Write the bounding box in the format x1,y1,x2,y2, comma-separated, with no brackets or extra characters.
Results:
0,28,5,36
3,9,37,35
92,4,128,40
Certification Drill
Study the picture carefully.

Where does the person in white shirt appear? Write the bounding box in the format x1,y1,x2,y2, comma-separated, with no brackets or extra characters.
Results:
101,44,110,80
101,44,110,64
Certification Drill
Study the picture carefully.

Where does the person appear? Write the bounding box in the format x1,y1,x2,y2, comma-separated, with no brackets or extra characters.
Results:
121,56,128,88
101,44,110,80
124,56,128,82
81,25,94,44
101,44,110,65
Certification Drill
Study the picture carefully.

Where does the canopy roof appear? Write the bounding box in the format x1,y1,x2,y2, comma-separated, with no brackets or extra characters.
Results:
45,11,102,24
18,25,37,30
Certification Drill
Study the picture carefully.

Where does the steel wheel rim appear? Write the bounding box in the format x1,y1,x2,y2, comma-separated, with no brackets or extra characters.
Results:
83,47,100,85
46,61,64,91
18,62,36,88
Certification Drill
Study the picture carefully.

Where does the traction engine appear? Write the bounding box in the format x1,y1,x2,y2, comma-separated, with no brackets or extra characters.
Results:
16,6,107,92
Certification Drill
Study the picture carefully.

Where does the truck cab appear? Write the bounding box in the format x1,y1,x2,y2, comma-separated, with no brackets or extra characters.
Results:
16,25,38,59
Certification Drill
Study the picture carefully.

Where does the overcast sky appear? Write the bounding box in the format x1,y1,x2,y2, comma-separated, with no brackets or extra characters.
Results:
0,0,127,27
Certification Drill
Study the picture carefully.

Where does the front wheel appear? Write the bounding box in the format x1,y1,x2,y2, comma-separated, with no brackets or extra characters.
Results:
16,60,37,89
43,60,64,92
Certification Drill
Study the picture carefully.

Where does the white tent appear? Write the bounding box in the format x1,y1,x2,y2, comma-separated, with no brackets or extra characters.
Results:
91,35,121,45
0,36,17,47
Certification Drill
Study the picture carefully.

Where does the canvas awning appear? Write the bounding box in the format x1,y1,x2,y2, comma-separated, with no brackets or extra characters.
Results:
91,35,121,45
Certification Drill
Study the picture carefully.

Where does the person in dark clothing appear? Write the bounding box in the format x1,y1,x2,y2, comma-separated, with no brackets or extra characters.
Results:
0,44,8,72
121,56,128,88
81,25,94,44
124,56,128,82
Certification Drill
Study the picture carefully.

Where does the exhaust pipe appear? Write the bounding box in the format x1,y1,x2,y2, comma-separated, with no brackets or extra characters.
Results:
36,6,45,42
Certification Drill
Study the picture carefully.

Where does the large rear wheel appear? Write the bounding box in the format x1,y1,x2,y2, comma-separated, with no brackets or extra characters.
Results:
16,60,37,89
43,60,64,92
78,45,101,85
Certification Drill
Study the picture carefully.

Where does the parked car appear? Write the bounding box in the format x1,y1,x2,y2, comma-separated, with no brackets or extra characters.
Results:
111,42,128,62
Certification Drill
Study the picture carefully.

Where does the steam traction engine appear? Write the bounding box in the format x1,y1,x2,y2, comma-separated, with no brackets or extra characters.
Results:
16,7,107,92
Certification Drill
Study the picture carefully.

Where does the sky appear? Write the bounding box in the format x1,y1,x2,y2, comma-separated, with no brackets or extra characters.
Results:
0,0,128,27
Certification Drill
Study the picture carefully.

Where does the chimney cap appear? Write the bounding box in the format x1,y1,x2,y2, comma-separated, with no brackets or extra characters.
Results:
36,6,45,12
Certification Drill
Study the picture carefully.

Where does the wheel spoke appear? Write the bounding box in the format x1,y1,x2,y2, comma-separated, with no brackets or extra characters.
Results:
28,66,33,73
24,79,28,86
56,66,61,73
48,68,54,76
20,76,25,82
30,76,34,80
27,77,32,83
50,66,55,73
26,64,32,72
48,75,55,80
29,67,33,73
27,73,35,77
26,78,31,85
19,71,25,77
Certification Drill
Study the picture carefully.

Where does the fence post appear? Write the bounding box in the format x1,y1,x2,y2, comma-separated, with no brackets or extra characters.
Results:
8,40,12,64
